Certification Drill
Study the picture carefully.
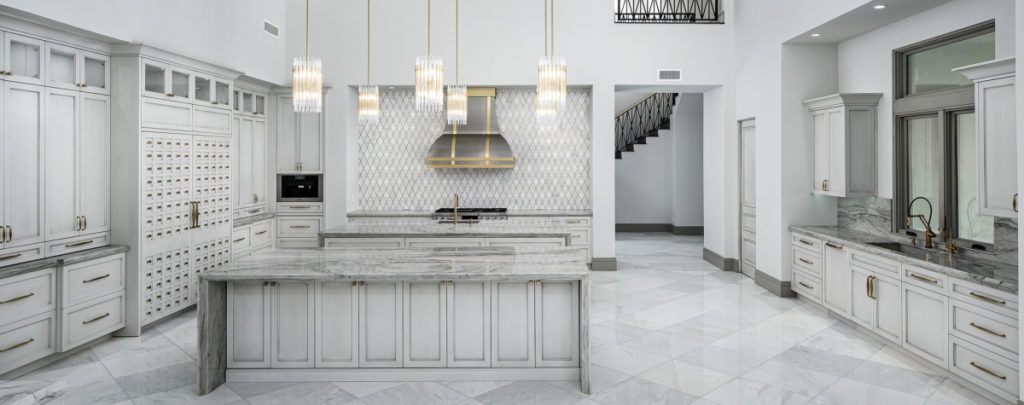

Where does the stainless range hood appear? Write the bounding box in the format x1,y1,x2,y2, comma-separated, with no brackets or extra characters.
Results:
427,88,515,169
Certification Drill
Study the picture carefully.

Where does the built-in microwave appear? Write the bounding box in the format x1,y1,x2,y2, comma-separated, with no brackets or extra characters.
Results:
278,174,322,202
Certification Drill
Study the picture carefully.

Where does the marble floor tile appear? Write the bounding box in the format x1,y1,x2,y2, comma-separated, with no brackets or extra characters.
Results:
248,382,359,405
772,346,866,377
228,382,302,399
924,378,1001,405
441,381,515,398
41,377,127,405
113,360,196,399
473,381,597,405
0,380,66,405
592,344,672,376
100,344,194,378
811,378,928,405
620,331,703,358
15,361,111,389
798,323,884,360
676,345,771,376
710,332,794,359
701,378,812,405
590,320,655,344
866,346,944,375
637,359,734,397
843,360,945,398
132,383,243,405
615,310,690,330
741,360,839,398
591,377,699,405
332,381,404,398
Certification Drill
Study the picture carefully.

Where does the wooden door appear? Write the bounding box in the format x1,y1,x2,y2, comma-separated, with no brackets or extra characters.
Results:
822,243,850,316
976,77,1017,217
276,95,298,172
849,267,874,329
903,283,948,367
739,119,756,279
826,107,846,194
315,281,358,368
812,111,828,193
535,280,579,367
298,110,321,172
236,117,254,207
874,274,902,344
447,281,491,367
252,119,267,204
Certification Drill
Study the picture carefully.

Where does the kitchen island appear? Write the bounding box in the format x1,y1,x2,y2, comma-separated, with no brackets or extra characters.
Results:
196,246,590,395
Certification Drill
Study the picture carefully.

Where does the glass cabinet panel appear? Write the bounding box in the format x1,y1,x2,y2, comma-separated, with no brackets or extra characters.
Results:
233,90,241,111
254,94,265,115
144,63,166,94
215,81,230,106
242,92,253,113
47,46,76,87
195,76,211,102
82,53,107,90
954,112,994,244
170,70,190,99
7,34,42,81
906,115,943,234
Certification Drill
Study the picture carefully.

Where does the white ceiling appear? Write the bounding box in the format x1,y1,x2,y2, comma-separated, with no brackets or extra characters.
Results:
786,0,954,44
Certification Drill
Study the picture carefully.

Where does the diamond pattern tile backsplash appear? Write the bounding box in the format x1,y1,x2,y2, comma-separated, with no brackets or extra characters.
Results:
358,88,592,210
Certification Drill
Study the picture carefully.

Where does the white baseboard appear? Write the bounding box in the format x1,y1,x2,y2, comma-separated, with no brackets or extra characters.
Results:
226,367,581,383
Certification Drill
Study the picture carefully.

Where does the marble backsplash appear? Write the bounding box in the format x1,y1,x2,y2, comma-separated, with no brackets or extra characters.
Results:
838,197,1017,265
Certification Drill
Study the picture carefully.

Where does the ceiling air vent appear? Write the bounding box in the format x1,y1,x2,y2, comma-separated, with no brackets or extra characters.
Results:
658,69,682,81
263,20,280,38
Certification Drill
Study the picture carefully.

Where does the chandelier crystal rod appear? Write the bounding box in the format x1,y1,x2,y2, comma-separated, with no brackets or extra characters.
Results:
293,0,323,113
358,0,380,124
415,0,444,112
446,0,467,125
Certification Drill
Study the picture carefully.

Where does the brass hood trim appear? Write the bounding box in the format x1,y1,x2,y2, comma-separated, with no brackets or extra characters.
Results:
427,87,515,169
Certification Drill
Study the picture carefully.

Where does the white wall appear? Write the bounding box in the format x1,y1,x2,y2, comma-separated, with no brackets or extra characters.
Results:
289,0,736,260
0,0,288,84
838,0,1015,199
1016,0,1024,399
673,93,704,228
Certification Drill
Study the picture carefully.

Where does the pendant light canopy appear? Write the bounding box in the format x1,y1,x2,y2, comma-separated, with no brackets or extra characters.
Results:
358,0,380,124
415,0,444,112
293,0,323,113
536,0,566,118
446,0,467,125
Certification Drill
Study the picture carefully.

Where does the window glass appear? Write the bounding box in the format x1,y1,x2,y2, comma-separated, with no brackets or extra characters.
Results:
955,112,995,244
906,115,943,233
906,31,994,96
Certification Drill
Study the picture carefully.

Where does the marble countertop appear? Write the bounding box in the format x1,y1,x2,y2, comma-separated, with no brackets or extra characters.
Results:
347,209,592,218
199,247,590,281
321,222,574,240
0,245,130,280
234,212,275,228
791,226,1017,294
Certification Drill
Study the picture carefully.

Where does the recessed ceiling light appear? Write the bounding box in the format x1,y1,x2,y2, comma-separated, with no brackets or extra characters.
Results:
873,4,886,9
810,33,822,37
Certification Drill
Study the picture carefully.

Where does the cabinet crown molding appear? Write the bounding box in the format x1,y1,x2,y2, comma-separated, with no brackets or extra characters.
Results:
803,93,882,110
111,44,243,80
953,57,1016,81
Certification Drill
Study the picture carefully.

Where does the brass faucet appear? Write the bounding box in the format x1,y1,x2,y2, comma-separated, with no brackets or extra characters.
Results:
906,215,936,249
452,193,460,222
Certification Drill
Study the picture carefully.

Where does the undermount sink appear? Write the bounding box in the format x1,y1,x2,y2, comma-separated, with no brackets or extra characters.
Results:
866,241,914,254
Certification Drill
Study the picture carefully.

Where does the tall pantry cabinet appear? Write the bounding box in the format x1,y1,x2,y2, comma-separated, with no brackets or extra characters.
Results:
110,45,240,335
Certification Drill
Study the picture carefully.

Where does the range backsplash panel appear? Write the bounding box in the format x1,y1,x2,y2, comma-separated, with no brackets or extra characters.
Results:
358,88,592,210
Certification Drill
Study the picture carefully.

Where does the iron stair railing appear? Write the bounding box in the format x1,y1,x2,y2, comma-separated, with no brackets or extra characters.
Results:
615,0,724,24
616,93,677,159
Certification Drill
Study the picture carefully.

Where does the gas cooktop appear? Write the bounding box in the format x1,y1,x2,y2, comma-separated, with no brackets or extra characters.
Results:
431,208,509,221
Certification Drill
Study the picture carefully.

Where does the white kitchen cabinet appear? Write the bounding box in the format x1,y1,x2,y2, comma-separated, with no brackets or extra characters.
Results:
407,238,486,248
954,58,1017,217
2,32,43,85
903,282,948,368
821,242,850,316
403,281,446,367
849,265,902,345
276,93,324,173
358,281,402,367
270,281,315,368
0,312,55,375
2,81,44,250
446,281,491,367
141,59,192,102
535,280,579,367
44,88,109,246
233,115,268,213
850,267,874,329
227,281,271,368
193,74,231,110
803,93,881,197
316,281,358,368
45,42,108,95
491,280,535,367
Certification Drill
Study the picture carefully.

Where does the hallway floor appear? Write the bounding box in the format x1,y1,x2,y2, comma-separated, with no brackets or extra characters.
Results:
7,233,1001,404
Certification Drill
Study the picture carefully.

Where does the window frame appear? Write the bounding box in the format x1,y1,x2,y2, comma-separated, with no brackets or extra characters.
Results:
893,20,995,100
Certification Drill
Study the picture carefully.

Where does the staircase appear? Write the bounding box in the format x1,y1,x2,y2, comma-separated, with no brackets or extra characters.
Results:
615,93,678,159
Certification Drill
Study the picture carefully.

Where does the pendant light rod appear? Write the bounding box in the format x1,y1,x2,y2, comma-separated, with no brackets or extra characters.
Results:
305,0,310,57
550,0,555,57
455,0,459,83
543,0,548,57
427,0,432,54
366,0,370,84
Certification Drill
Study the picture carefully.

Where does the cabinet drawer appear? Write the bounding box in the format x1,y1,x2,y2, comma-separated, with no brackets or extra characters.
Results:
62,293,124,350
0,268,55,327
791,248,821,277
949,336,1019,401
849,249,898,277
251,221,272,248
792,271,822,303
0,313,56,375
141,97,192,131
237,206,268,218
791,234,822,255
232,227,252,254
0,244,45,268
45,232,110,257
323,238,404,248
487,238,565,251
193,105,231,134
407,238,486,248
278,203,323,214
277,238,319,249
561,217,590,226
902,265,947,294
277,217,322,238
950,279,1017,320
742,214,755,233
950,302,1017,356
568,229,589,244
63,254,125,308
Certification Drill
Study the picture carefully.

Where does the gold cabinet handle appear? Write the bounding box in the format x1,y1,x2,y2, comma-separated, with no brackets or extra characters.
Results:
968,291,1006,305
798,258,814,265
248,208,260,214
970,361,1006,380
290,225,311,229
825,242,842,250
83,216,87,230
83,274,110,283
82,312,110,324
66,240,95,248
255,230,268,236
233,237,246,243
5,226,11,243
797,282,814,289
866,275,874,299
0,292,33,304
351,281,358,286
0,252,21,262
528,280,534,285
909,273,938,285
290,206,312,209
0,338,33,352
565,219,582,224
969,322,1007,338
798,239,814,246
1013,193,1018,213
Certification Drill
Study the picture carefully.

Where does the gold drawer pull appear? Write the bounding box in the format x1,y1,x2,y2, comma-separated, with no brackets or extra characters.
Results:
255,230,268,235
797,282,814,290
970,361,1006,380
65,240,95,248
290,206,312,209
798,258,814,265
825,242,842,250
0,253,22,261
233,238,246,243
247,209,260,214
909,273,938,284
83,274,110,283
571,234,580,238
83,312,110,324
0,292,34,304
969,322,1007,338
969,291,1006,305
290,225,311,229
798,239,814,246
566,219,582,224
0,338,34,352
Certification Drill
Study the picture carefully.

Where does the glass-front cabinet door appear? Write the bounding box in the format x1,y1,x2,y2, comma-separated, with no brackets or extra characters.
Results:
45,42,78,90
169,68,191,101
3,32,44,85
142,59,192,101
194,75,212,105
253,94,265,115
80,51,109,94
214,80,231,109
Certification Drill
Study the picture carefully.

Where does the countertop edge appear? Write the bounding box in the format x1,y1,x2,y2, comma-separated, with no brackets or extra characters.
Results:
347,210,593,218
320,232,573,239
200,273,590,282
0,244,130,280
234,213,276,228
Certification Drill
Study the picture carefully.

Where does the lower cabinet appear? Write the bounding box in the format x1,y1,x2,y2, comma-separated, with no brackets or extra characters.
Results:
447,281,491,367
535,280,579,367
822,243,850,316
270,281,314,368
227,281,271,368
358,281,403,367
0,313,56,375
849,267,902,344
403,281,446,367
491,281,535,367
903,282,948,368
315,281,358,367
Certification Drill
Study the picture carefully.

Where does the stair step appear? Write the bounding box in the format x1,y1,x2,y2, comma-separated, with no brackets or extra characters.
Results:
635,137,646,145
624,144,634,152
647,129,660,137
615,150,622,159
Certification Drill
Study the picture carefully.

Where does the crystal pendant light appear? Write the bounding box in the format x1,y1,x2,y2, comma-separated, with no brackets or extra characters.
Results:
415,0,444,112
293,0,323,113
358,0,380,124
446,0,467,125
536,0,566,119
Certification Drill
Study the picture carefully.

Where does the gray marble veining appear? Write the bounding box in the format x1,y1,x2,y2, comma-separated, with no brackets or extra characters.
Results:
0,245,129,280
347,209,593,218
233,213,275,228
791,226,1017,293
320,222,574,242
199,247,591,282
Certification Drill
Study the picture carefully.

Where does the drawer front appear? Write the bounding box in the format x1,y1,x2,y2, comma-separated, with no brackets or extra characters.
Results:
849,249,898,277
0,244,45,268
791,248,821,277
278,203,323,214
232,227,252,253
950,279,1017,320
951,302,1017,356
487,238,566,251
251,221,272,247
193,105,231,134
45,232,110,257
236,206,268,218
63,294,125,350
277,217,322,238
0,314,56,375
568,229,590,244
561,217,590,226
791,234,822,255
407,238,486,248
141,98,192,132
277,238,319,249
64,254,125,308
792,271,822,303
902,265,947,294
742,214,755,233
323,238,404,248
949,337,1019,400
0,269,55,327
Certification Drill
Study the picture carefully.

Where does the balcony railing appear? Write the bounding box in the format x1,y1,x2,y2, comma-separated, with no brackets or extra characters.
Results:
614,0,724,24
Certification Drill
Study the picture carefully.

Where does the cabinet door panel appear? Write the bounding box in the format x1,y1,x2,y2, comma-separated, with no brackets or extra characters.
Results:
536,281,579,367
44,88,79,240
849,267,874,329
299,112,321,172
874,275,902,344
822,245,850,316
276,96,298,172
4,33,43,85
4,82,44,247
903,284,947,368
45,43,79,91
404,282,446,367
227,282,270,368
359,282,402,367
271,281,314,368
447,281,491,367
236,117,254,207
826,108,846,193
812,112,828,193
491,281,535,367
976,78,1017,217
741,123,756,207
79,93,110,234
252,120,267,204
80,50,110,95
316,281,358,367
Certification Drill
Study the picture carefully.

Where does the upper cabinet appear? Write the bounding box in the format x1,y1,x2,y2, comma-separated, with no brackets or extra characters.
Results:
234,88,266,116
142,59,192,102
2,32,44,85
804,93,882,197
45,43,109,95
954,58,1017,218
193,73,232,110
276,93,324,174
